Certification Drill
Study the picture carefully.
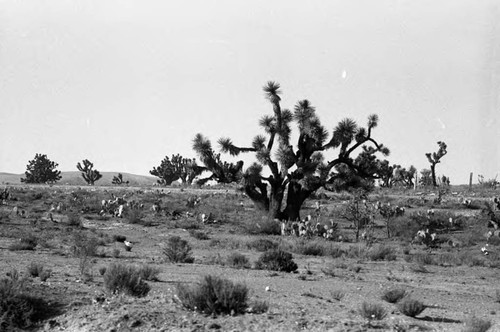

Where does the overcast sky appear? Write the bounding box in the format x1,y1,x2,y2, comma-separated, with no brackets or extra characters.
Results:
1,0,499,184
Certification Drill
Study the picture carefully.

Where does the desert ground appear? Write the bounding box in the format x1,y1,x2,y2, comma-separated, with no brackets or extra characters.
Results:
1,183,500,332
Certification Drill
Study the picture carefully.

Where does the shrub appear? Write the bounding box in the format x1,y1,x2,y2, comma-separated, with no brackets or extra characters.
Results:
358,302,387,320
397,298,426,317
137,264,161,281
39,269,51,282
368,245,397,261
66,211,82,227
162,236,194,263
0,274,50,330
329,245,345,259
103,263,151,297
177,275,248,315
248,300,268,314
297,242,325,256
246,238,279,252
413,253,435,265
27,262,45,278
125,209,143,224
189,230,210,240
71,232,99,258
112,234,127,242
254,250,298,273
330,290,345,301
9,235,37,251
112,248,120,258
461,316,492,332
245,218,281,235
226,253,250,269
98,266,107,276
381,288,407,303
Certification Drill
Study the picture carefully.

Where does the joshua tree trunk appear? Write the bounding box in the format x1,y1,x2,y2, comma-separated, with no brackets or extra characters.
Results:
282,182,314,221
430,164,437,187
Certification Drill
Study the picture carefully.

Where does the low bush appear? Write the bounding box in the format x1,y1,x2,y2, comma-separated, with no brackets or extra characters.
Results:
247,300,268,314
368,245,397,261
137,264,161,281
245,219,281,236
66,211,82,227
177,275,249,315
9,234,37,251
461,316,492,332
112,234,127,242
413,253,435,265
329,245,345,259
71,231,99,258
381,288,407,303
330,290,345,301
0,273,50,330
358,302,387,320
103,263,151,297
254,249,298,272
124,209,143,224
27,262,45,278
162,236,194,263
246,238,279,252
189,230,210,240
397,298,426,317
226,253,250,269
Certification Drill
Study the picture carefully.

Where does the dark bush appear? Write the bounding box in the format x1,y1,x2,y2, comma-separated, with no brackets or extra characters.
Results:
381,288,407,303
226,253,250,269
162,236,194,263
254,250,298,272
112,235,127,242
103,263,151,297
358,302,387,320
368,245,397,261
246,238,279,252
9,234,37,251
137,264,161,281
397,298,426,317
27,262,45,278
177,275,248,315
189,230,210,240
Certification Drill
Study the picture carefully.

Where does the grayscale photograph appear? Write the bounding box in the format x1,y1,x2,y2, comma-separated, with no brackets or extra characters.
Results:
0,1,499,331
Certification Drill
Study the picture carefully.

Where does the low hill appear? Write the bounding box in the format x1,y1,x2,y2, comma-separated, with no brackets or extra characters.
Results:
0,171,158,187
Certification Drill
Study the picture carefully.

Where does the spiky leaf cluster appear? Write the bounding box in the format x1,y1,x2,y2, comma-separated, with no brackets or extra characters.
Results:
21,153,62,184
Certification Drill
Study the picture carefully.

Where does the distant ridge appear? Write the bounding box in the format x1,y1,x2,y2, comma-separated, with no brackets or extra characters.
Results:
0,171,157,187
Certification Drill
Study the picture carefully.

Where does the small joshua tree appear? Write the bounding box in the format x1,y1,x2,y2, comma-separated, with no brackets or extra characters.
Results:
392,165,416,188
112,173,129,185
419,169,433,187
21,153,62,184
76,159,102,185
340,191,375,242
425,141,447,187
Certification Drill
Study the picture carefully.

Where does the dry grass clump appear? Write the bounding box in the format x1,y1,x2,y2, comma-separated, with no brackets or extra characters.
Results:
246,238,279,252
124,209,143,224
103,263,151,297
0,272,52,330
9,234,37,251
367,244,397,261
226,253,251,269
189,229,210,240
254,249,298,272
358,302,387,320
66,211,82,227
397,298,426,317
461,316,492,332
162,236,194,263
27,262,51,281
330,290,345,301
177,275,249,316
381,288,407,303
136,264,161,281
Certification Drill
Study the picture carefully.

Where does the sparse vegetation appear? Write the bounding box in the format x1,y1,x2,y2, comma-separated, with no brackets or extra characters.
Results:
103,263,151,297
254,249,298,272
358,302,387,320
397,298,426,317
177,275,249,316
381,288,407,303
226,253,251,269
162,236,194,263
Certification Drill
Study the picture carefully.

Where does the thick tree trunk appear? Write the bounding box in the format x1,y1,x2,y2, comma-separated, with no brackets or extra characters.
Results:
282,182,312,221
268,183,284,220
430,164,437,187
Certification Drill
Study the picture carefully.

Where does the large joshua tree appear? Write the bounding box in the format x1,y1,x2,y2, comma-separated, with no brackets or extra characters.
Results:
194,82,389,220
425,141,447,187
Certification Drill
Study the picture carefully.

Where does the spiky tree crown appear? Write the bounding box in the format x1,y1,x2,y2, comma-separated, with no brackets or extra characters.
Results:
76,159,102,185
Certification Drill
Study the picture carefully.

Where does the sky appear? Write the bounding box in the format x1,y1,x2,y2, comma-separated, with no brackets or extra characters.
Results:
0,0,499,184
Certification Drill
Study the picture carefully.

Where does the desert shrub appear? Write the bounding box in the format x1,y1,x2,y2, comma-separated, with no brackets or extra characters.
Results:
103,263,151,297
112,248,120,258
124,209,143,224
9,234,37,251
66,211,82,227
204,253,225,266
358,302,387,320
461,316,492,332
189,230,210,240
177,275,248,316
0,274,49,330
397,298,426,317
226,253,250,269
254,250,298,272
137,264,161,281
413,252,435,265
345,244,368,259
112,234,127,242
330,290,345,301
71,232,99,258
368,244,397,261
329,245,345,258
381,288,407,303
247,300,268,314
162,236,194,263
245,218,281,235
390,215,422,241
246,238,279,252
39,269,51,282
27,262,45,278
98,266,107,276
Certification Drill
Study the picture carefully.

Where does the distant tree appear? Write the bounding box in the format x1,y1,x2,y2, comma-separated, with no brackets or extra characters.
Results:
393,165,416,188
76,159,102,185
21,153,62,184
194,81,389,220
150,154,204,186
192,135,245,186
112,173,129,185
419,169,433,187
425,141,447,187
